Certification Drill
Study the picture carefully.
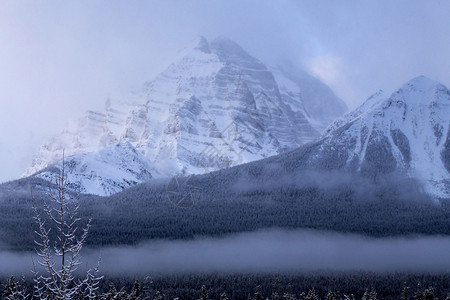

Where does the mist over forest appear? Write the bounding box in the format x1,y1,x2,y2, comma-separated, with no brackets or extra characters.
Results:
3,229,450,276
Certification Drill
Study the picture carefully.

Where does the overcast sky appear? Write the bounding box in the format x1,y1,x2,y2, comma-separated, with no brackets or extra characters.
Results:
0,0,449,182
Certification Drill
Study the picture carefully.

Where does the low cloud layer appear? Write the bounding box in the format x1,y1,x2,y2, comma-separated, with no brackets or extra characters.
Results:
2,229,449,276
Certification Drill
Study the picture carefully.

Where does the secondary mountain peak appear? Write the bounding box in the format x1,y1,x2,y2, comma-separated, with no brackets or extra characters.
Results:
314,76,449,199
391,75,448,108
402,75,441,89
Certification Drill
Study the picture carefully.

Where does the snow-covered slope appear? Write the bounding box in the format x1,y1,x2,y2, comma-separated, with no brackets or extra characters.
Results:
271,66,347,132
271,76,449,199
24,36,346,195
35,141,156,195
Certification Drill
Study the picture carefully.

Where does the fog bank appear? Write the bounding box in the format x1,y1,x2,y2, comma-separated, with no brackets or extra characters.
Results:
1,229,449,276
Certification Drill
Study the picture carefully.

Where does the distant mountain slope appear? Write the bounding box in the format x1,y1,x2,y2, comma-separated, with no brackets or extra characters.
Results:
24,36,346,195
315,76,449,198
223,76,449,200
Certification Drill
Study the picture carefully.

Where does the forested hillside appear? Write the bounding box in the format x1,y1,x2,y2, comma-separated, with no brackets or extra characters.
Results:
0,173,448,251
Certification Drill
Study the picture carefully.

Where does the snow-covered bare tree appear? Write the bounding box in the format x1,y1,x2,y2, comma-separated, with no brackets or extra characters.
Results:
32,153,102,299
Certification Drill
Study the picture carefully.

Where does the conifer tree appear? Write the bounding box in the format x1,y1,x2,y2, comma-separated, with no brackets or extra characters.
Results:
116,287,128,299
74,287,84,300
362,289,369,300
414,283,424,300
3,276,27,300
369,288,377,300
254,285,264,300
326,290,335,300
424,287,435,300
402,282,409,300
3,276,17,300
152,291,163,300
283,284,296,300
363,288,377,300
271,279,280,300
129,280,141,300
199,285,209,300
306,289,319,300
102,283,117,300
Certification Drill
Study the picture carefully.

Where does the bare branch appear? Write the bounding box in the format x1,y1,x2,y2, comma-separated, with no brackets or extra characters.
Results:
31,151,101,299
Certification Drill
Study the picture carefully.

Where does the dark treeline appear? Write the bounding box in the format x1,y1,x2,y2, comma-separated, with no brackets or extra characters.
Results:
2,273,450,300
0,173,449,251
97,273,450,300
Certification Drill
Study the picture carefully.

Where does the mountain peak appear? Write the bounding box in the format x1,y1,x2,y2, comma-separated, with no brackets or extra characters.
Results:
390,75,449,108
403,75,440,88
192,36,210,53
399,75,446,96
188,36,246,55
210,35,241,48
25,36,348,195
209,36,262,67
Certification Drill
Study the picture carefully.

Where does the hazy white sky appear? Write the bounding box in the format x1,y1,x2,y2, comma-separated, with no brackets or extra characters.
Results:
0,0,449,182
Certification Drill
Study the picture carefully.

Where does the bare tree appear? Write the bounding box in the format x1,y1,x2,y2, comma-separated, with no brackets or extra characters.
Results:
32,152,102,299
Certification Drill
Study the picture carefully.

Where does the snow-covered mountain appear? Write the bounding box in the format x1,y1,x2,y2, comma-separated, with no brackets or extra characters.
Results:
24,36,346,195
254,75,449,200
319,76,449,198
35,141,156,195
